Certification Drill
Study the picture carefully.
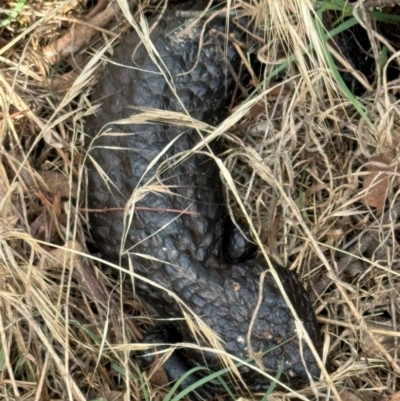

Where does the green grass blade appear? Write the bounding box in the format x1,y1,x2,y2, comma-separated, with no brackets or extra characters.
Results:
164,366,210,401
262,361,284,400
314,9,374,128
250,17,359,97
0,0,26,28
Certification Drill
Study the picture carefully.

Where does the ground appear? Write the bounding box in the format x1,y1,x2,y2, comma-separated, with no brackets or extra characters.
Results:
0,0,400,400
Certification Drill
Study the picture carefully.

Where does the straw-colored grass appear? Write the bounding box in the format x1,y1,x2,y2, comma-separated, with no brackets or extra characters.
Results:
1,0,400,400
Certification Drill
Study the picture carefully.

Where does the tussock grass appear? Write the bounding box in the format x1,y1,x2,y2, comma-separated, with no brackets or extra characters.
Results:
1,0,400,400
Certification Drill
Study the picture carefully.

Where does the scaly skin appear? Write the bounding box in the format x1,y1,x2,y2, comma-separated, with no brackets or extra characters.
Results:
85,2,322,393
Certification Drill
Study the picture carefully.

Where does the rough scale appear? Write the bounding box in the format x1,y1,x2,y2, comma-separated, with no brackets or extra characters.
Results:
85,1,322,394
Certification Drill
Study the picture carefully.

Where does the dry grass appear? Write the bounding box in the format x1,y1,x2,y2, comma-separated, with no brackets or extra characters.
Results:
1,0,400,400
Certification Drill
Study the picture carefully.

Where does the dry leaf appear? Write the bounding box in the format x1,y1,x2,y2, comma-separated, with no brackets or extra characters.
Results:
30,210,48,239
363,153,392,215
39,170,77,199
386,392,400,401
11,154,77,199
362,321,398,359
248,101,268,118
42,240,84,270
338,388,364,401
52,192,63,217
147,358,170,389
265,213,282,250
0,161,19,226
104,391,125,401
42,1,120,64
363,128,400,215
337,386,383,401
